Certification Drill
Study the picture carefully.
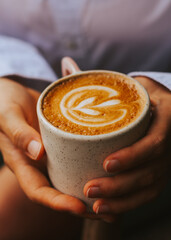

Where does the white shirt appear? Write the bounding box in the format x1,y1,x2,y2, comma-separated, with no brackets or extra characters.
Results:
0,0,171,90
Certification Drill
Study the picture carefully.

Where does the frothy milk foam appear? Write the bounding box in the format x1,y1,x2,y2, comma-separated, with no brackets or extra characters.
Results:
42,72,146,135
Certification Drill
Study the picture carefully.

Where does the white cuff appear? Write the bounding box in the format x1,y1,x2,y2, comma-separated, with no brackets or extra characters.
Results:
0,35,57,91
128,71,171,91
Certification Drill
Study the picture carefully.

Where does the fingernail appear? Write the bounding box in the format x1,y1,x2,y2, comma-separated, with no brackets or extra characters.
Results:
86,187,101,198
27,140,41,159
104,159,120,173
96,205,110,214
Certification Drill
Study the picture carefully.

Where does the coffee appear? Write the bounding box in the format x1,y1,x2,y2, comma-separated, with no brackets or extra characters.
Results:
42,72,146,135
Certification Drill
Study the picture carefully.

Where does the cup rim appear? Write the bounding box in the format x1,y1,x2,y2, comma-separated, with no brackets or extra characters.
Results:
37,70,150,141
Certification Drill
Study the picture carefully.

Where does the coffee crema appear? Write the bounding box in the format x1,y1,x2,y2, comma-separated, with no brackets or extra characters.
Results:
42,72,146,135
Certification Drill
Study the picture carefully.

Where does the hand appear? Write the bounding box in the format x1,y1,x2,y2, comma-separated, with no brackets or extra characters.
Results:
0,78,86,215
84,77,171,216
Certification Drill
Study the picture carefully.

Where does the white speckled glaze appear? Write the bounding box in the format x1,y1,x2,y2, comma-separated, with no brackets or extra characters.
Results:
37,58,150,211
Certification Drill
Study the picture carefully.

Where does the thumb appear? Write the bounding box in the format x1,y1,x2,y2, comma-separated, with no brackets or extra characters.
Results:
61,57,80,77
0,105,44,160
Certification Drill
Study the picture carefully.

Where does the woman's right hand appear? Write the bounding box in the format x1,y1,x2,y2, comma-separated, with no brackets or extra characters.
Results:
0,78,86,215
0,77,117,222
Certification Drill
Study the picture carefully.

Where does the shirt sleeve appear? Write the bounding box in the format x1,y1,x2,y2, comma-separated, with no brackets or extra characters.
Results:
128,71,171,91
0,35,57,92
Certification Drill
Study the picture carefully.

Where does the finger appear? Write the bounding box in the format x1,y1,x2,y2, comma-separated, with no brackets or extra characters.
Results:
84,160,166,198
104,104,169,173
93,181,165,215
0,104,44,160
0,132,86,214
61,57,80,76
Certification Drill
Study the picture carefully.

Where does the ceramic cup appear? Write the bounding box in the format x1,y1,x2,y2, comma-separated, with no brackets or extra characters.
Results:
37,57,150,211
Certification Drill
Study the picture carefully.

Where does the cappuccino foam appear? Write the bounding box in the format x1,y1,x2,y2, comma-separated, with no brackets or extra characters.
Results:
42,72,146,135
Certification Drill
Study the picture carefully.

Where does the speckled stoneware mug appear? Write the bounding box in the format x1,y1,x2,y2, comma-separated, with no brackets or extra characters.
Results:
37,57,150,211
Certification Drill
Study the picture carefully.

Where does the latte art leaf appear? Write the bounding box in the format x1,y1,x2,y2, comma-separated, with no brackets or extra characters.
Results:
94,99,120,108
60,85,127,127
74,97,96,109
73,108,100,116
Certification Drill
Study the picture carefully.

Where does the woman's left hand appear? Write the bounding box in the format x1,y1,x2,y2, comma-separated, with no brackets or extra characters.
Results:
84,77,171,217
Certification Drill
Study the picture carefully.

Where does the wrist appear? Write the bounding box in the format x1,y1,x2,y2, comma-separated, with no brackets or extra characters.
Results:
133,76,170,96
0,77,20,85
0,77,16,87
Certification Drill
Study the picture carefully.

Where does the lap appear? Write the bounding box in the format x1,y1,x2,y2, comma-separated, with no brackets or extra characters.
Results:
0,165,83,240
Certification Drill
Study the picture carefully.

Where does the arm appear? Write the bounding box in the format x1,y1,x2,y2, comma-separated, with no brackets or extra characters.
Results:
128,71,171,91
0,35,56,91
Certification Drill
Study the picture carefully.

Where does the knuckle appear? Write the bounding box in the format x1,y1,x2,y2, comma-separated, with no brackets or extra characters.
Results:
29,193,37,203
120,147,134,163
108,177,122,197
152,135,165,155
12,128,22,144
27,188,39,203
126,148,135,161
12,127,25,148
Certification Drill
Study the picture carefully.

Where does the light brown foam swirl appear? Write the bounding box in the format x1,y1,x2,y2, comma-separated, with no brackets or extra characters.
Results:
42,73,146,135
